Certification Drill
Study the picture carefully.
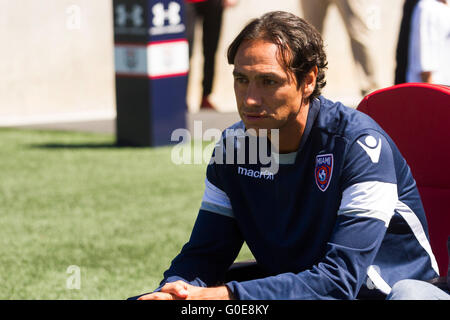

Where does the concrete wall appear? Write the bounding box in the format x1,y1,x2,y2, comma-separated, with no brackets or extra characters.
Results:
0,0,404,125
0,0,115,125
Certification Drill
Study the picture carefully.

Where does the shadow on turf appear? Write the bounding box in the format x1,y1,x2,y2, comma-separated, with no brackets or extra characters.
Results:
29,142,150,149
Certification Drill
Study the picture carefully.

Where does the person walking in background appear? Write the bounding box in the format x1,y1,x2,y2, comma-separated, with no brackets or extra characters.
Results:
394,0,419,85
406,0,450,85
184,0,239,111
300,0,379,96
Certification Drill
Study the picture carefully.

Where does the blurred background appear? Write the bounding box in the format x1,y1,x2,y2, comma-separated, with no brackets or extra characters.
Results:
0,0,411,299
0,0,403,127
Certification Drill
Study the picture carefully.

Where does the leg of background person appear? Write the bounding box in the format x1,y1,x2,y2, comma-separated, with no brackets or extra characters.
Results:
198,0,224,109
394,0,420,84
300,0,330,34
334,0,379,96
387,279,450,300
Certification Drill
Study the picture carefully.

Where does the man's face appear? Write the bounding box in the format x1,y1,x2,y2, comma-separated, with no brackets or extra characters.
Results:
233,39,304,132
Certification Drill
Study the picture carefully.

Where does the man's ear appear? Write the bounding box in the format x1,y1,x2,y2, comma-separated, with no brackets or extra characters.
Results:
302,66,318,100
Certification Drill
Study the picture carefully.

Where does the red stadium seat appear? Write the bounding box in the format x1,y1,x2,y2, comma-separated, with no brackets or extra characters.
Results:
357,83,450,277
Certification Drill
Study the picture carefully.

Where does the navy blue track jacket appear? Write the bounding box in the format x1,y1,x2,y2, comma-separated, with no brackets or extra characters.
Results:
157,96,439,299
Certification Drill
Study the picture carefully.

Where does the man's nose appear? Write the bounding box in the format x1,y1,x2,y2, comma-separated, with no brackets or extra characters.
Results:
244,84,262,108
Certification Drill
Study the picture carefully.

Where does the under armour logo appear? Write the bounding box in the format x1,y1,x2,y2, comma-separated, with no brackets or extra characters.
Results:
152,2,181,27
115,4,144,27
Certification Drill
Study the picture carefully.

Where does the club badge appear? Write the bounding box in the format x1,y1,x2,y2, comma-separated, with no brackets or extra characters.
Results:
315,154,333,192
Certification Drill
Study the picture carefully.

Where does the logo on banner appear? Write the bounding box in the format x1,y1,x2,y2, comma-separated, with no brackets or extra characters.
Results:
114,44,148,77
125,48,138,69
315,154,333,192
115,4,144,27
152,2,181,27
114,3,146,36
150,2,185,35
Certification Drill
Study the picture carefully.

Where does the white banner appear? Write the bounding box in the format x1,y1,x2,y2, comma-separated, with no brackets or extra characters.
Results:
114,39,189,79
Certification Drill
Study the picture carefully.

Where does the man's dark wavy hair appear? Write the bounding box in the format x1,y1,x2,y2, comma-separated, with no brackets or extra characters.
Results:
227,11,328,100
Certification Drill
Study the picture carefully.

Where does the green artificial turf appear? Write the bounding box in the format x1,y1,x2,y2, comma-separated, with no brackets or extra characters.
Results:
0,128,253,299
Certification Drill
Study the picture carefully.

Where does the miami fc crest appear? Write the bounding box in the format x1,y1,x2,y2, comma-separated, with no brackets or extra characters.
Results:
315,154,334,192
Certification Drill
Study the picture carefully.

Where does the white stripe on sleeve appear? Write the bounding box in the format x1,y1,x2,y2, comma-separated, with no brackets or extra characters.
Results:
395,201,440,275
200,178,234,218
339,181,398,227
367,265,392,295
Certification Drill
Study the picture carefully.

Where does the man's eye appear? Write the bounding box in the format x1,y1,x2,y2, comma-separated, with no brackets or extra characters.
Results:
235,77,248,84
263,79,277,85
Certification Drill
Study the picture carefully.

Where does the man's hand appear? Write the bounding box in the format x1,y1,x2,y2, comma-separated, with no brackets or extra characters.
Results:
137,280,233,300
420,71,433,83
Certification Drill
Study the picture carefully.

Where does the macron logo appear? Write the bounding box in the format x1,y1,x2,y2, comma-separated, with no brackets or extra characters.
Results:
237,166,274,180
357,135,382,163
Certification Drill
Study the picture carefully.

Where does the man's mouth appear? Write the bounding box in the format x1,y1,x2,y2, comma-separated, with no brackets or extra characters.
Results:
243,113,267,121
